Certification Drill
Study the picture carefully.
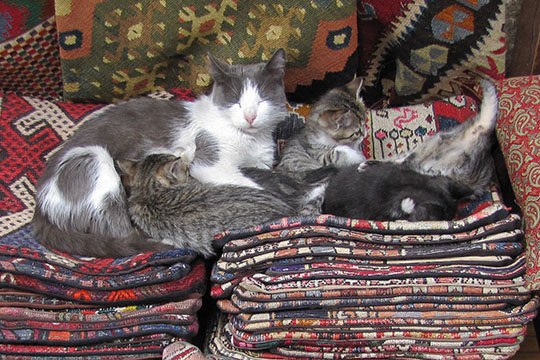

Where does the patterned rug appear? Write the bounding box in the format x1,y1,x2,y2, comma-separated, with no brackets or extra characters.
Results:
357,0,506,108
0,8,62,99
55,0,359,103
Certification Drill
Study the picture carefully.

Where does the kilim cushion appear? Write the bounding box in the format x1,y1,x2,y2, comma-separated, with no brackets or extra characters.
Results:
55,0,359,103
357,0,506,108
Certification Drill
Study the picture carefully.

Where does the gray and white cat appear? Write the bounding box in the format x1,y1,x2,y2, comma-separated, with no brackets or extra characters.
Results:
33,49,288,258
277,77,368,173
118,153,297,258
364,80,498,196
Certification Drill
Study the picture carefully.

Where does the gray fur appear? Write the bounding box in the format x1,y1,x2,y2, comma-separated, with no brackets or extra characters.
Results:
121,154,297,258
194,130,220,166
394,80,499,196
33,49,288,258
277,77,368,173
241,166,336,215
323,162,473,221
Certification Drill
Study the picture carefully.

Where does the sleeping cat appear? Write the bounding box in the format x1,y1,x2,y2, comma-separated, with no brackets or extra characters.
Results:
277,77,368,173
118,153,297,258
323,162,473,221
365,80,498,196
33,49,288,258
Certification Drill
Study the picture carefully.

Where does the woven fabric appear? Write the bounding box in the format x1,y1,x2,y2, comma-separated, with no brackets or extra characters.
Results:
495,75,540,291
0,0,54,40
55,0,358,103
0,17,62,99
0,334,175,358
357,0,506,107
207,308,533,359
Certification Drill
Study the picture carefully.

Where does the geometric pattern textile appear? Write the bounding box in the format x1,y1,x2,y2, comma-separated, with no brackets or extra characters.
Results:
56,0,359,103
357,0,506,108
496,75,540,291
0,0,54,40
0,17,63,99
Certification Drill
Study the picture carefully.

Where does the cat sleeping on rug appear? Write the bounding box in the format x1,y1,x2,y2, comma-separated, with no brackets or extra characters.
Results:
117,153,298,258
363,80,499,196
33,49,288,258
322,162,473,221
277,77,368,173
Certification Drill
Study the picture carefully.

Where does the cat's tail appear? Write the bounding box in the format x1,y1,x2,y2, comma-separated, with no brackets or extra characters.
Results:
477,79,498,133
32,209,175,258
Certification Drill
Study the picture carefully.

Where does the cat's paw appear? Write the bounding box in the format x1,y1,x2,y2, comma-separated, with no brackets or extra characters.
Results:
357,160,381,172
335,145,366,165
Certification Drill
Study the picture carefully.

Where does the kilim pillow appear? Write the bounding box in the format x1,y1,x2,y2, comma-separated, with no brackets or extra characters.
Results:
55,0,359,103
357,0,506,108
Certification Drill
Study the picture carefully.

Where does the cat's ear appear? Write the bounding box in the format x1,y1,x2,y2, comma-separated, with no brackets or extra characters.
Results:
263,48,286,77
116,159,137,179
345,77,364,101
163,156,190,184
116,159,137,190
207,52,231,82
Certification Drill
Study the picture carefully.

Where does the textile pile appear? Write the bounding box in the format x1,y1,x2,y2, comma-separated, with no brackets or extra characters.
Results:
207,190,537,359
0,228,207,359
0,87,207,359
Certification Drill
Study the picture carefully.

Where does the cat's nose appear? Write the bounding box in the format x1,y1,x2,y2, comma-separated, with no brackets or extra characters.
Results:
244,112,257,125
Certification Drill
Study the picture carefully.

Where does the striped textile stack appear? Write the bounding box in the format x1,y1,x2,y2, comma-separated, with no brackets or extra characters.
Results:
207,186,538,359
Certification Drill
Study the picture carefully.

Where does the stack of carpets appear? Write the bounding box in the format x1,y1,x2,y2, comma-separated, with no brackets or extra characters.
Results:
0,228,206,359
207,186,538,359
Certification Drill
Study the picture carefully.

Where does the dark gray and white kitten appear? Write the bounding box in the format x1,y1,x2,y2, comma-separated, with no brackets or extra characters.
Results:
33,49,288,258
277,77,368,173
323,162,473,221
372,80,499,196
118,153,297,258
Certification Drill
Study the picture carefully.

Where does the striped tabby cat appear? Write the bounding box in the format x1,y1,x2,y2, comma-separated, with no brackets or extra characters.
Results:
118,153,298,258
277,77,368,173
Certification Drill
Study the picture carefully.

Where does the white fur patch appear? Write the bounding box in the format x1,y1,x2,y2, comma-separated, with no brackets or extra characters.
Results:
177,94,277,187
86,146,121,210
240,80,262,125
334,145,366,166
400,197,416,214
38,146,122,230
304,184,326,203
478,80,498,130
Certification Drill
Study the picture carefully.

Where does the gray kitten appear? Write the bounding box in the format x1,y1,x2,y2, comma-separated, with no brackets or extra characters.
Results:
118,153,297,258
277,77,368,173
33,49,288,258
367,80,498,196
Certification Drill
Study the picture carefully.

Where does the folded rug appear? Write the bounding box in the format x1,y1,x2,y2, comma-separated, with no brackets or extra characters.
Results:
224,294,534,314
0,334,177,359
208,311,526,360
0,259,206,305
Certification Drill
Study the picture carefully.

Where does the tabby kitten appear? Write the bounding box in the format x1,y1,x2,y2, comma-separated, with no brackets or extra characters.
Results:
368,80,498,196
323,162,473,221
277,77,368,173
33,49,288,258
118,153,297,258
